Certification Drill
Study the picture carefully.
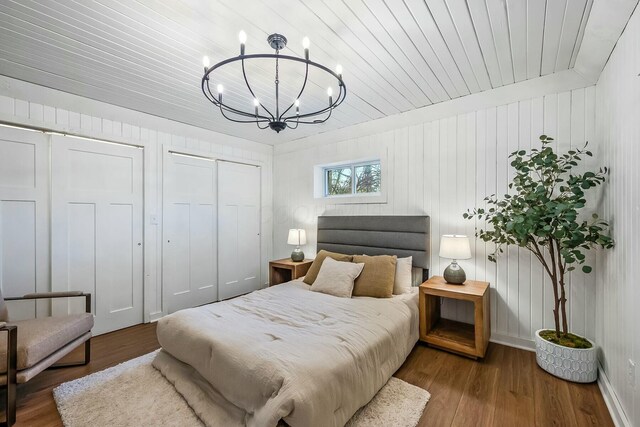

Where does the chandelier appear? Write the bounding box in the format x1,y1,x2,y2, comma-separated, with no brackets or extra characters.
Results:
201,32,346,133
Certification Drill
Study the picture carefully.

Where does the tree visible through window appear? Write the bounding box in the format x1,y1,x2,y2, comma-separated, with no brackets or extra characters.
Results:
355,163,380,193
325,161,381,196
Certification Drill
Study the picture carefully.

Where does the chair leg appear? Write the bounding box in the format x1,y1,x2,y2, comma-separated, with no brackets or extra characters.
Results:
84,338,91,365
49,337,92,369
2,326,17,427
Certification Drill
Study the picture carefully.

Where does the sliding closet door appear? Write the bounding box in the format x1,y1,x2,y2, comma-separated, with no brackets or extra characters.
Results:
0,127,49,320
218,161,261,300
51,135,143,335
162,151,217,313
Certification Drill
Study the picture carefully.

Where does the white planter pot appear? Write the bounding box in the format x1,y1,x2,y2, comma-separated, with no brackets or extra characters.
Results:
534,329,598,383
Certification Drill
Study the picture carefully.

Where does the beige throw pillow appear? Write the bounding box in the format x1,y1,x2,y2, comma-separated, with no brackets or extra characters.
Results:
310,257,365,298
352,255,397,298
303,250,353,285
394,256,413,294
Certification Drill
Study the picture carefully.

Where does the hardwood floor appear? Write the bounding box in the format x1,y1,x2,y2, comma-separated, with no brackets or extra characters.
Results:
11,323,159,426
11,323,613,426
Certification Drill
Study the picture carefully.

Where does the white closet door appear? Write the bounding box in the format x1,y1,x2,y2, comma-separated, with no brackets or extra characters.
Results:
218,161,261,300
162,151,217,313
0,127,49,320
51,135,143,335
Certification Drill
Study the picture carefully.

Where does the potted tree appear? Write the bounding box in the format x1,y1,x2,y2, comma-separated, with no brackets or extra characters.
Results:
464,135,614,383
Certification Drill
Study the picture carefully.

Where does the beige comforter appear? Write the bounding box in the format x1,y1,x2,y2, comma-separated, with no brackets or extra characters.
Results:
154,280,419,427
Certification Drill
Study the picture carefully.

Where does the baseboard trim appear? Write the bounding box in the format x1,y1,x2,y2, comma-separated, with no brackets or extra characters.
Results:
597,364,631,427
149,311,164,322
490,333,536,352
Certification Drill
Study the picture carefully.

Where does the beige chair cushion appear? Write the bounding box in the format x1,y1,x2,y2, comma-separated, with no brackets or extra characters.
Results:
0,313,93,372
352,255,397,298
303,250,353,285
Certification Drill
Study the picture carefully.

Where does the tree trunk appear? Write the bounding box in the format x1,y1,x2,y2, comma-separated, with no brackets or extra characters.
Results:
551,277,561,337
559,273,568,335
548,240,562,337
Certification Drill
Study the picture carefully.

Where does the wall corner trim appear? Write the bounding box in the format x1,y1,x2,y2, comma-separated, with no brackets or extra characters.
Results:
598,364,632,427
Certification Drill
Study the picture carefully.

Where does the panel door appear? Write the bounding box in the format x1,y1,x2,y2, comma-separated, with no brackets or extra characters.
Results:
218,161,261,300
0,127,49,320
162,151,217,313
51,135,143,335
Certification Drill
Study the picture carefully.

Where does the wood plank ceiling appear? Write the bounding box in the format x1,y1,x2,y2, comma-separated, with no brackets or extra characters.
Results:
0,0,594,144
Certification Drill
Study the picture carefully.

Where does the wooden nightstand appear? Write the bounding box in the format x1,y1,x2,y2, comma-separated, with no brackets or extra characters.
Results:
269,258,313,286
419,276,490,359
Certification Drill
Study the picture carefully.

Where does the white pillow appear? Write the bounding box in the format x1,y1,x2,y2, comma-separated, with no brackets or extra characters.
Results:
310,257,365,298
393,256,413,294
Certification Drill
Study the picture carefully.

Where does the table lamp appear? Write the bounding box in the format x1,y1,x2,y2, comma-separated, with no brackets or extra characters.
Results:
287,229,307,262
439,235,471,284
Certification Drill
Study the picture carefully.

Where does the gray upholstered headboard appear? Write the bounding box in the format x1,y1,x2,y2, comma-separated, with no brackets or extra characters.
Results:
317,215,430,280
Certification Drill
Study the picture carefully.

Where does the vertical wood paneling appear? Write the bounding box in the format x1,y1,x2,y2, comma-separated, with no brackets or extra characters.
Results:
595,6,640,426
530,96,545,335
496,104,509,334
485,106,499,332
274,87,597,346
518,100,532,338
507,102,519,336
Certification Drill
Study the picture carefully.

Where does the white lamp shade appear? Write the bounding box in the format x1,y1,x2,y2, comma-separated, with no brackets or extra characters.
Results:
287,229,307,246
439,235,471,260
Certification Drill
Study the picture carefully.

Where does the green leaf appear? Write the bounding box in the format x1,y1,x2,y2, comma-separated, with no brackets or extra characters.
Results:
582,265,592,274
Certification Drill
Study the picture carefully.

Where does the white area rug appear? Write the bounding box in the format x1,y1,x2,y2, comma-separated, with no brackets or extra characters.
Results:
54,351,430,427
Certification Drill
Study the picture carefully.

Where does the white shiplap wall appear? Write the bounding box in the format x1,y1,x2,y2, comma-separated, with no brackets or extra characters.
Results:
595,5,640,426
0,76,274,322
274,87,597,346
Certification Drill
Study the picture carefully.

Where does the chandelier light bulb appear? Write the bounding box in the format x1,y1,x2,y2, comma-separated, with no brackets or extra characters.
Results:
217,84,224,94
202,56,210,68
336,64,343,75
302,37,310,50
327,87,333,97
294,99,300,107
239,30,247,44
253,98,260,107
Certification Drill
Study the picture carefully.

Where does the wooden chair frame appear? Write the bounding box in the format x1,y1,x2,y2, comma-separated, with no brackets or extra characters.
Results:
1,293,91,427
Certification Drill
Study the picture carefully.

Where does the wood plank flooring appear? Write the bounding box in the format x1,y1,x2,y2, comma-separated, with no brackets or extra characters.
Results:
11,323,613,426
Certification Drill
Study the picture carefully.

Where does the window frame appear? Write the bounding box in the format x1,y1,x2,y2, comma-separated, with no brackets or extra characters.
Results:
323,160,381,198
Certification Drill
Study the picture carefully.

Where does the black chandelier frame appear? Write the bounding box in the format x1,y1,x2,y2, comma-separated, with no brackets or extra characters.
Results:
201,34,347,133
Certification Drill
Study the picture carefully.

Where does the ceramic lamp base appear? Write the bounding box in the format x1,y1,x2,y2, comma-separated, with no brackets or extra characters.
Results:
443,260,466,284
291,248,304,262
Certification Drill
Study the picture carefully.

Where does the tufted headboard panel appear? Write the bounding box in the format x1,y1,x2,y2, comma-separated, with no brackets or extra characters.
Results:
316,215,430,280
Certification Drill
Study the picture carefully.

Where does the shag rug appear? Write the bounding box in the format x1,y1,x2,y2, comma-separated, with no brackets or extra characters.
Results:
53,351,430,427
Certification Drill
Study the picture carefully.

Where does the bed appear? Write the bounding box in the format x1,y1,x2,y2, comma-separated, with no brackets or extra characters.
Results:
153,215,430,427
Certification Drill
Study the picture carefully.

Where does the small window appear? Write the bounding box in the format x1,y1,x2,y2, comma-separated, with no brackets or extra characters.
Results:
324,161,381,197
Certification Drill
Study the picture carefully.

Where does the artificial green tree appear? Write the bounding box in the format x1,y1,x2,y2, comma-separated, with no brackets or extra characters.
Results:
465,135,614,346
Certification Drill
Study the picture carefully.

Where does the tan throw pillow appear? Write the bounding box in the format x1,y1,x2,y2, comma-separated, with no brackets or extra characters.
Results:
394,256,413,295
303,250,353,285
310,257,365,298
352,255,397,298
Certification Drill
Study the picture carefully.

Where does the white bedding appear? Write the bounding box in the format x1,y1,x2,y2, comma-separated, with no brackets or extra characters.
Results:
153,279,419,427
